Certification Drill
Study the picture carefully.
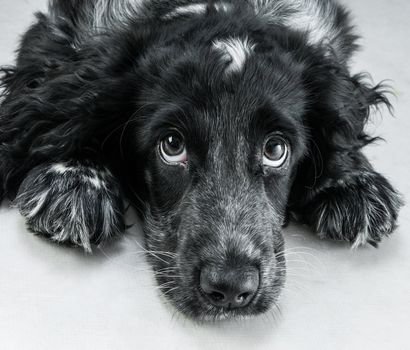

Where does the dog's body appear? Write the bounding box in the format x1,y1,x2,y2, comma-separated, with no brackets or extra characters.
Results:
0,0,402,320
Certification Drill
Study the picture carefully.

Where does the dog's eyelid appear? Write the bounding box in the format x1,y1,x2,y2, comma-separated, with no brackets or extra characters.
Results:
264,132,291,148
158,126,185,140
264,131,286,138
265,129,298,150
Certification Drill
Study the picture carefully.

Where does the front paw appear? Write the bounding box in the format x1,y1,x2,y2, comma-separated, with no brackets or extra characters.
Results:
15,162,124,252
305,172,402,247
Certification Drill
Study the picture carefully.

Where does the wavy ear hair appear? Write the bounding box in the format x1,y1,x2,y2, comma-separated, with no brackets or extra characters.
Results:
308,62,392,150
288,45,393,208
0,13,149,201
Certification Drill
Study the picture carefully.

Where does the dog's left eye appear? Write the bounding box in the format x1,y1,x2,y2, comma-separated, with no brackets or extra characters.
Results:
159,132,187,164
263,136,289,168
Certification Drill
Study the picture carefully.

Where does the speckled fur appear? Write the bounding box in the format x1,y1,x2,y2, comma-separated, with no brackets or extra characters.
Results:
0,0,402,320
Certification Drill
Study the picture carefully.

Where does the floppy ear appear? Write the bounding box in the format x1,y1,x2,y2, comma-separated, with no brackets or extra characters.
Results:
0,13,148,199
287,56,403,246
313,68,391,152
290,60,392,202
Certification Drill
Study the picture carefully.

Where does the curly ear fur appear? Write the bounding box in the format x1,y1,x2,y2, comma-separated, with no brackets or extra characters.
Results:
0,13,149,201
290,58,393,198
289,55,401,246
327,72,392,149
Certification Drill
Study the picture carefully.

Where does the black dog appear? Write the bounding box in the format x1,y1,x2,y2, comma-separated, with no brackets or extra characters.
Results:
0,0,402,320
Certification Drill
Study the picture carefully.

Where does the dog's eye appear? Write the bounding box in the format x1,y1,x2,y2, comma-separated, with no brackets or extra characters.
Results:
160,132,187,164
263,136,288,168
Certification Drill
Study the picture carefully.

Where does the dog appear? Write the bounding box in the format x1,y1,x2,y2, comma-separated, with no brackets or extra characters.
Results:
0,0,402,320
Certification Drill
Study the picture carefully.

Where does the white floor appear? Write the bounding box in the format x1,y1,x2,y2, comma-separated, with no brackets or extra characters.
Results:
1,1,409,349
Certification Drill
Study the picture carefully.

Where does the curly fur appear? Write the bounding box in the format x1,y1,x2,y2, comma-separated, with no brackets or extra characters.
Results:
0,0,402,320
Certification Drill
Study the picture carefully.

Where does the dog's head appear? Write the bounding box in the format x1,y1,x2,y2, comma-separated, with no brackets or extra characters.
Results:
95,5,383,320
114,15,313,320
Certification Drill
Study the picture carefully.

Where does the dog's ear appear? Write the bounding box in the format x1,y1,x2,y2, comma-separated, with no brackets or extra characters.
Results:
289,59,392,206
288,58,401,245
0,14,150,196
311,67,391,152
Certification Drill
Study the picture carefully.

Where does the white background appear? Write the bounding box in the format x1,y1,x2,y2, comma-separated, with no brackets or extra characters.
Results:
1,1,409,349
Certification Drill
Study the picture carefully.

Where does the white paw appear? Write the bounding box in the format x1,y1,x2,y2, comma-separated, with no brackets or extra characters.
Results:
311,172,402,247
16,161,124,252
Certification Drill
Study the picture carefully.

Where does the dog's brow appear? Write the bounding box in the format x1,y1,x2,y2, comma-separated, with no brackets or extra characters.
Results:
248,104,305,149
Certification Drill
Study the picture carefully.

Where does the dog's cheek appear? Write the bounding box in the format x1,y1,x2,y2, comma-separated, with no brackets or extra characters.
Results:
263,174,292,226
146,159,190,209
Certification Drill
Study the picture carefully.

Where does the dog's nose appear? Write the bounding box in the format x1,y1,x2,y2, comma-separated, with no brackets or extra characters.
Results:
199,266,259,308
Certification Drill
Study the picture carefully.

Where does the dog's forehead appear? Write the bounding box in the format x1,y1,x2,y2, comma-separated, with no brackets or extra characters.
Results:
203,36,306,118
138,32,306,152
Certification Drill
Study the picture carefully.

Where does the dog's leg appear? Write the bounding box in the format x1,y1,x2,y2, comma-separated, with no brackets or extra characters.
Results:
15,160,124,252
291,152,402,247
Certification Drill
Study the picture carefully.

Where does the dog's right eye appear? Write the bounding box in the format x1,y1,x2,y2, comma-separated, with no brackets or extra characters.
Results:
159,132,187,164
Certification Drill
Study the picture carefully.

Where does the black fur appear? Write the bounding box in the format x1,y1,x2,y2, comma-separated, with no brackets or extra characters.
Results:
0,0,402,320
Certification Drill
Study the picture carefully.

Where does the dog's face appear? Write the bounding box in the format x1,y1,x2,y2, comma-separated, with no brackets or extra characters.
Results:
123,33,309,319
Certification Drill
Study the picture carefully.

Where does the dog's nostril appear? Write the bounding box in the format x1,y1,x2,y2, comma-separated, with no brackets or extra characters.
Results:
209,291,226,303
237,292,250,303
199,266,259,309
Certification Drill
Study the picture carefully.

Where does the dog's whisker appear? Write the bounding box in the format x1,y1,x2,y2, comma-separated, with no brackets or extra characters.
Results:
162,286,180,296
120,250,177,258
130,239,171,265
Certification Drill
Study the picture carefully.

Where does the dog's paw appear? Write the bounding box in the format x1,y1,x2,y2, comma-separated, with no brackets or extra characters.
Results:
15,162,124,252
305,171,402,248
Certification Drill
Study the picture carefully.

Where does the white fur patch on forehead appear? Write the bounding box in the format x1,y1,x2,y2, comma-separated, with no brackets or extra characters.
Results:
213,37,256,74
163,2,232,20
165,3,207,18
